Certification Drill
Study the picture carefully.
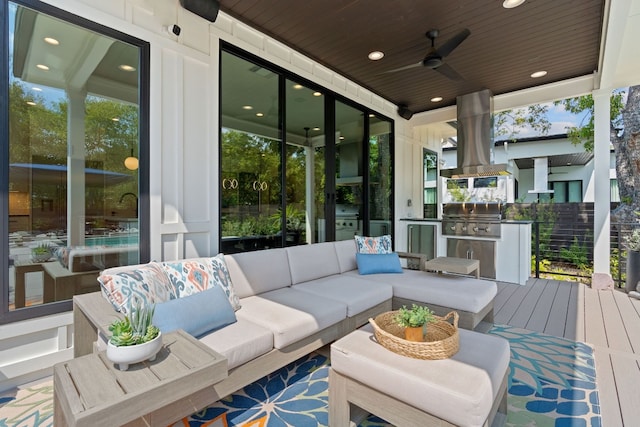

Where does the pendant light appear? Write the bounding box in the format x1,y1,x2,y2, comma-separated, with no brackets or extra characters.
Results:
124,148,139,170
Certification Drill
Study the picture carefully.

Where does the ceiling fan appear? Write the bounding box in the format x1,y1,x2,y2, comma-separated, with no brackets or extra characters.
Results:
384,28,471,81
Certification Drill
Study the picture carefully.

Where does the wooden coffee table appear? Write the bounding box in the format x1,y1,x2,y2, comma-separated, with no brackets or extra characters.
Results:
53,329,227,427
424,256,480,279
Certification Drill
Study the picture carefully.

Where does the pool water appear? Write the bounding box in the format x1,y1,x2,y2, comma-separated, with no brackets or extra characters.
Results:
84,234,139,247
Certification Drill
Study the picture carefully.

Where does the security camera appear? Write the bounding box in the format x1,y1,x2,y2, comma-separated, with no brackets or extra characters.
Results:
166,24,181,36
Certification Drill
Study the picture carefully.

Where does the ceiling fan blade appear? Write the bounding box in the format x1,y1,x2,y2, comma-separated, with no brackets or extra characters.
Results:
435,28,471,58
433,63,465,81
381,61,423,74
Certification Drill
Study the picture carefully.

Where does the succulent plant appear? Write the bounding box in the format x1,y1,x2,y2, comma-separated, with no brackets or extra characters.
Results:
109,300,159,347
395,304,435,328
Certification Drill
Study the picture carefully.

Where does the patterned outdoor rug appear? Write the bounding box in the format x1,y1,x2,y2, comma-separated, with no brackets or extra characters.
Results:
0,325,600,427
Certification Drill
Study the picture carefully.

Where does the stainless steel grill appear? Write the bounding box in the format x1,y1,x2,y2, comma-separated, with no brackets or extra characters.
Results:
442,203,503,239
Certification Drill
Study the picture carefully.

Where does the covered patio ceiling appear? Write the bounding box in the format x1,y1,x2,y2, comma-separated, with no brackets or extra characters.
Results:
219,0,640,116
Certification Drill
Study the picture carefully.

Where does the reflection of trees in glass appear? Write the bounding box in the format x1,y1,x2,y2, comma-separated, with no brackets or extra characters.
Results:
369,134,391,220
221,129,285,237
8,80,139,233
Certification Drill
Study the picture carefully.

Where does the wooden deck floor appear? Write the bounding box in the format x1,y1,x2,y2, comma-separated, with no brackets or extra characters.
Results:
496,278,640,426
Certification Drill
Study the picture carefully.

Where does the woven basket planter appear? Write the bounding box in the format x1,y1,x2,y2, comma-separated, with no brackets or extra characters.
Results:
369,310,459,360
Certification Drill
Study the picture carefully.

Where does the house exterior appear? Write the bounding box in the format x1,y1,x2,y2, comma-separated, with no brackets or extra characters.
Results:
440,134,619,204
0,0,637,393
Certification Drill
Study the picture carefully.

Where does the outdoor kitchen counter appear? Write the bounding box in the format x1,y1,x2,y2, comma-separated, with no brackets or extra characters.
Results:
398,219,531,285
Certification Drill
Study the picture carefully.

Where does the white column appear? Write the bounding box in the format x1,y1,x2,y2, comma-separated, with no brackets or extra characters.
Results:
592,88,613,289
66,90,87,247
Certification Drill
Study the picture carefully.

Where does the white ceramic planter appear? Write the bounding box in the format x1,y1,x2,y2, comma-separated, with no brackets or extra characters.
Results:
106,332,163,371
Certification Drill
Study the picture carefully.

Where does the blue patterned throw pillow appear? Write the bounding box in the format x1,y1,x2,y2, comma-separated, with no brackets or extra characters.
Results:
354,235,393,254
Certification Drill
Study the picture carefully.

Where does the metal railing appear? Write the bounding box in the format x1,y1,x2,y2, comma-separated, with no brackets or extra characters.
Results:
531,220,639,288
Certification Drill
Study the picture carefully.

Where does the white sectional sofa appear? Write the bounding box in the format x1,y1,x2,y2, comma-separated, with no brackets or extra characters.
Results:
73,239,497,424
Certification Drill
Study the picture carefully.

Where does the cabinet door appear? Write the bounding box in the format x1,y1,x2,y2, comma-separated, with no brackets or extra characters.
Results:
408,224,435,260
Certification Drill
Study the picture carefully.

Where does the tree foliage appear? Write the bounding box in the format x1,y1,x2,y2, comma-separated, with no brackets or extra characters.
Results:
494,104,552,141
555,86,640,222
555,92,625,152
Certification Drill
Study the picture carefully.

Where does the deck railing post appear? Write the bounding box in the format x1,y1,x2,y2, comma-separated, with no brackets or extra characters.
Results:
535,221,540,279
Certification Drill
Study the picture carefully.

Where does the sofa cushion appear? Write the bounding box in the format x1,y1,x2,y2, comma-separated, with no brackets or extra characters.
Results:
294,274,392,317
331,325,510,427
224,248,292,298
355,235,392,254
209,254,242,310
333,239,358,273
98,262,175,314
161,257,217,297
198,318,274,370
356,253,403,275
152,285,237,337
346,269,497,314
286,242,341,284
236,288,347,349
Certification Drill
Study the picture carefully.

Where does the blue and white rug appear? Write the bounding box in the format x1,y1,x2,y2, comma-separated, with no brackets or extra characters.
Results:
0,325,600,427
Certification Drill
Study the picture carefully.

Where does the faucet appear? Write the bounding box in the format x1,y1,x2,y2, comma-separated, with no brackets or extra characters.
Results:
119,192,138,218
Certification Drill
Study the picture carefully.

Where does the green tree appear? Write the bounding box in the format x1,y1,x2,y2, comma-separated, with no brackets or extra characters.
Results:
555,87,638,223
494,104,552,141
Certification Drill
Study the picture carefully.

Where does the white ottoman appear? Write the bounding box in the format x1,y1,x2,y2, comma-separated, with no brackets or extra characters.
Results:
329,325,509,427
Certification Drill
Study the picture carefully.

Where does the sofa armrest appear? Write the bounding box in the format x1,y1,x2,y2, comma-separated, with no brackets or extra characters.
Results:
396,252,427,271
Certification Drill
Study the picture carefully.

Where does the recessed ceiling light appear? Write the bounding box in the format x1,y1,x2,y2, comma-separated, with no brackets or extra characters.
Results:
242,105,253,110
531,70,547,78
292,84,304,90
111,117,120,122
431,96,443,102
339,136,345,140
256,112,264,117
503,0,525,8
36,64,49,71
313,127,321,131
368,51,384,61
313,92,322,97
118,64,136,72
44,37,59,45
26,101,37,106
32,87,42,92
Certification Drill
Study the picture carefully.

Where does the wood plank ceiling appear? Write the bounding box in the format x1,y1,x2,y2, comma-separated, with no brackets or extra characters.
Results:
219,0,605,115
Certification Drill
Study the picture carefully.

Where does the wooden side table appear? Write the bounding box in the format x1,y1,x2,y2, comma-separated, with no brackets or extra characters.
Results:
53,329,228,427
13,260,55,308
424,256,481,279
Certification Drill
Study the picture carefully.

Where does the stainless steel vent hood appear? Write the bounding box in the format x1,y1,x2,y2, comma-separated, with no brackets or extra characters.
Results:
440,89,510,178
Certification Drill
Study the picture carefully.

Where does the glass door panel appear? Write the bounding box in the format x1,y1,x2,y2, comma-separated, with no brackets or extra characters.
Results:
285,80,325,244
423,149,438,218
335,101,364,241
368,116,393,236
220,51,282,253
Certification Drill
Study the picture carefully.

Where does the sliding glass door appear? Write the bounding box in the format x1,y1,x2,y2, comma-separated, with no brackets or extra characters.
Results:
220,46,394,252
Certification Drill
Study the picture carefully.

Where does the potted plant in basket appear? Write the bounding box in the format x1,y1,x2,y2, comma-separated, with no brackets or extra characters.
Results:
624,228,640,294
395,304,435,342
107,301,161,371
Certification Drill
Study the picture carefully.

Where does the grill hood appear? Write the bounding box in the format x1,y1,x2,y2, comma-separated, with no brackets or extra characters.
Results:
440,89,510,178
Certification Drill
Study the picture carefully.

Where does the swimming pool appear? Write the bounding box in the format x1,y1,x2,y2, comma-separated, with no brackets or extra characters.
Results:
84,234,139,247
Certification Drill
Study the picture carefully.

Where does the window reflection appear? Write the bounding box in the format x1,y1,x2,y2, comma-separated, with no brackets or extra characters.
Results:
7,2,141,310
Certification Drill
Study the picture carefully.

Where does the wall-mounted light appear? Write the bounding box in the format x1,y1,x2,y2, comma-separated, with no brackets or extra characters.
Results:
124,148,138,170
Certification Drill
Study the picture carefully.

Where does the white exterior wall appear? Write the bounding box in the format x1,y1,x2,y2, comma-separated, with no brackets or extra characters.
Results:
441,136,612,203
0,0,416,392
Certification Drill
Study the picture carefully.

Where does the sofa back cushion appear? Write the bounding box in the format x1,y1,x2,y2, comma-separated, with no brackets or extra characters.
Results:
286,242,340,284
333,239,358,273
98,262,175,314
161,255,242,311
225,248,292,298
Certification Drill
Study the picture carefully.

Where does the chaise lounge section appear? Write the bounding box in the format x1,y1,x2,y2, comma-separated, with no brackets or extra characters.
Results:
72,239,497,425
